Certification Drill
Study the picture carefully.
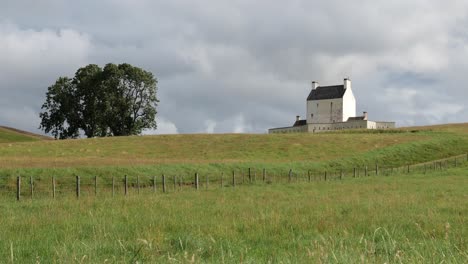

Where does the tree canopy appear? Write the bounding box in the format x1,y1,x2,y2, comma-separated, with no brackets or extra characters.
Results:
39,63,158,139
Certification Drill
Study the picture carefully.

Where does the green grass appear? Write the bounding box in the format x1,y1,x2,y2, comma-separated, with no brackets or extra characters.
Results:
0,123,467,262
0,163,466,263
0,127,42,143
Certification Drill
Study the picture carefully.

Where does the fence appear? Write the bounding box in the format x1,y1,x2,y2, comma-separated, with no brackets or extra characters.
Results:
5,153,468,201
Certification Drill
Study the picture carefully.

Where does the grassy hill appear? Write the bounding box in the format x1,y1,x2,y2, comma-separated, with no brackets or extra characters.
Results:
0,123,467,178
0,124,467,262
0,126,51,143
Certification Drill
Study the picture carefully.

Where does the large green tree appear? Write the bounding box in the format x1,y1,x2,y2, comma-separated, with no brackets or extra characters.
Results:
39,63,158,139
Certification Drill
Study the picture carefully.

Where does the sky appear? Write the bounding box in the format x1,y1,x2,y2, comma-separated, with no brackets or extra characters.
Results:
1,0,468,135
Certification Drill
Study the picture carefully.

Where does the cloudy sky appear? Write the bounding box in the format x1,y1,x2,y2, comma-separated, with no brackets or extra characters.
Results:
1,0,468,135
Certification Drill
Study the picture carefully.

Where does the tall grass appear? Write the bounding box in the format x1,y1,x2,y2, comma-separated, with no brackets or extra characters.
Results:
0,164,466,262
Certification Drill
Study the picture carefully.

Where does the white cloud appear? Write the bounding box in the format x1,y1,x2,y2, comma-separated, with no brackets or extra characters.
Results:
143,117,179,135
204,119,216,133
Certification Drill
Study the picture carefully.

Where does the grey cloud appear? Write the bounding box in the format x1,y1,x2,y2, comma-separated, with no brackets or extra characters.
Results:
1,0,468,135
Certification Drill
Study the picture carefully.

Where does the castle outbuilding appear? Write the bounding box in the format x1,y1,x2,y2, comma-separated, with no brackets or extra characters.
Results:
268,78,395,133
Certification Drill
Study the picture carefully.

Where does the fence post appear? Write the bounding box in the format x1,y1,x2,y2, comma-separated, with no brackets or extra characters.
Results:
173,175,177,191
152,175,156,193
353,168,356,178
195,173,199,190
324,171,327,181
16,176,21,201
407,165,410,173
263,168,266,182
206,175,209,190
76,175,80,199
94,176,98,196
112,176,115,197
137,176,140,194
308,170,311,182
248,168,251,183
232,171,236,188
365,166,368,176
30,176,34,199
52,176,56,199
375,164,379,176
288,169,292,183
162,174,166,193
124,175,128,196
221,172,224,188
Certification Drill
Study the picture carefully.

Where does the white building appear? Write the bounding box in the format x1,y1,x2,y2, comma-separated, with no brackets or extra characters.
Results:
269,78,395,133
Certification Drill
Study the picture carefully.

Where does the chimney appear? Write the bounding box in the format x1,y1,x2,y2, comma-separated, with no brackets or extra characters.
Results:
363,111,368,120
312,81,319,90
296,115,300,122
344,78,351,90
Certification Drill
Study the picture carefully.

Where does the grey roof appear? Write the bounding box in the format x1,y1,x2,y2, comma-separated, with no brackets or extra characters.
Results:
307,85,346,101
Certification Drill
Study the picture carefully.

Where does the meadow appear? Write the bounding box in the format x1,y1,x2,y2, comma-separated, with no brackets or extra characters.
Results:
0,164,466,263
0,124,467,262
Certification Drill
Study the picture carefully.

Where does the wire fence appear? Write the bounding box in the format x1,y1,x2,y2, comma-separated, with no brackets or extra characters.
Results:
3,153,468,201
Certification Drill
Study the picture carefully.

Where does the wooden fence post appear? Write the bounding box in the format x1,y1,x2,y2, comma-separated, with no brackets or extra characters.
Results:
137,176,140,194
365,166,368,176
263,168,266,182
30,176,34,199
248,168,251,183
124,175,128,196
324,171,327,181
16,176,21,201
195,173,199,190
162,174,166,193
231,171,236,188
221,172,224,188
407,164,410,173
353,168,356,178
308,170,311,182
94,176,98,196
288,169,292,183
52,176,56,199
375,164,379,176
112,176,115,197
76,175,80,199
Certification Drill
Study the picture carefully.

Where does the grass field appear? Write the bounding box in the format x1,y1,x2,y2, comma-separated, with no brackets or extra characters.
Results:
0,163,466,263
0,126,48,144
0,124,467,180
0,123,467,262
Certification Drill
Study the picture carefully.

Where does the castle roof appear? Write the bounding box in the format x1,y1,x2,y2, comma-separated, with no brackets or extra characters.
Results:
307,85,346,101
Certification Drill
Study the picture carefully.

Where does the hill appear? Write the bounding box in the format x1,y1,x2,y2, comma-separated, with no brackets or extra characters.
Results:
0,126,51,143
0,123,467,178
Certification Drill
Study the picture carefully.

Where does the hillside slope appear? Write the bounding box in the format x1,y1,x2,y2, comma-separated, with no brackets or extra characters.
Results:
0,123,467,175
0,126,51,143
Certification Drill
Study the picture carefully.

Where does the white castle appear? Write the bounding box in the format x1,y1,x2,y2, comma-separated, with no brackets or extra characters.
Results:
269,78,395,133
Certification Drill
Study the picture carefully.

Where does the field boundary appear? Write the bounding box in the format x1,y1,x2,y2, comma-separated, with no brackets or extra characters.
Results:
3,153,467,201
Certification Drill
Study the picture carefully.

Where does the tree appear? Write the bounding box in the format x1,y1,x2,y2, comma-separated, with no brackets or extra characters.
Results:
39,63,159,139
